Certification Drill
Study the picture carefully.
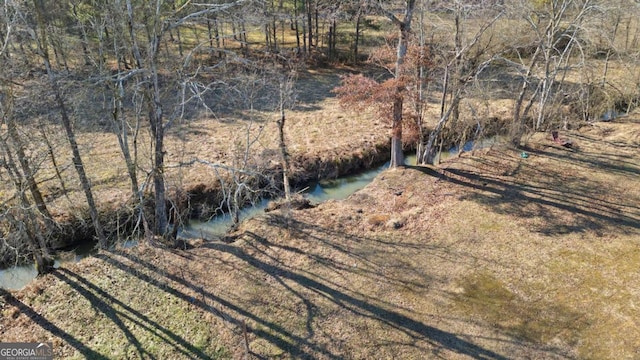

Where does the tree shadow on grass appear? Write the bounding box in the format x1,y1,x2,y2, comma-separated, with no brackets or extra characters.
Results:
523,140,640,177
51,268,211,359
410,149,640,237
197,239,507,360
86,204,579,360
294,70,341,107
98,240,517,359
234,226,435,298
95,250,340,359
227,214,581,359
0,289,109,360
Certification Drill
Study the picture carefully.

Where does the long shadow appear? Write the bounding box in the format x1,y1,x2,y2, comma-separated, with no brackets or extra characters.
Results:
294,70,341,105
102,222,570,357
246,214,509,292
200,241,511,360
51,270,153,359
95,251,340,359
465,152,640,216
571,132,640,151
205,231,575,358
0,289,109,360
438,166,640,235
229,229,432,314
406,158,640,237
53,268,211,359
523,144,640,177
231,233,320,342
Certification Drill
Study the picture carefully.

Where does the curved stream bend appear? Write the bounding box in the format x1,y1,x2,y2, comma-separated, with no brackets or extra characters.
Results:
1,136,499,290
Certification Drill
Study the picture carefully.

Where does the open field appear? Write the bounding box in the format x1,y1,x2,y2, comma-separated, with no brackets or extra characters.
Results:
3,4,640,357
2,113,638,359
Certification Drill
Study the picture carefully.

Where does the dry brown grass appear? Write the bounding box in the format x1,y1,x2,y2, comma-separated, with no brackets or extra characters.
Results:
4,48,637,234
2,111,638,358
2,67,389,222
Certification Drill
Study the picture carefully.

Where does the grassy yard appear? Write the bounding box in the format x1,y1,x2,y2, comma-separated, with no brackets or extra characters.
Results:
2,113,638,359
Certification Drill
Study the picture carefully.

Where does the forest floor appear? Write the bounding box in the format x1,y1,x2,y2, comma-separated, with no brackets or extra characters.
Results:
1,109,639,358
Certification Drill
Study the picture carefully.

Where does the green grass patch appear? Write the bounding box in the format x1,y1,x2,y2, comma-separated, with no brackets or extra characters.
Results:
547,245,640,359
5,257,231,359
453,271,589,345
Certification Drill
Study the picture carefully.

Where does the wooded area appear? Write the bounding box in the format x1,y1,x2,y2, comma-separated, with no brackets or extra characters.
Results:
1,0,639,272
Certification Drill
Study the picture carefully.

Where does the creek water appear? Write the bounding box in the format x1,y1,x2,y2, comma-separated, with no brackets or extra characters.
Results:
600,109,629,121
178,135,501,240
180,154,419,240
0,136,499,290
0,238,97,290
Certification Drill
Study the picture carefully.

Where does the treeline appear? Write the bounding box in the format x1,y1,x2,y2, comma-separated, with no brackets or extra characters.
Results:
1,0,640,272
333,0,640,165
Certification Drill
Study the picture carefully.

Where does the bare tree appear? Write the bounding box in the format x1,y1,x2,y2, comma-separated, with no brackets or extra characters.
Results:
532,0,594,130
0,140,53,274
374,0,418,168
507,0,597,145
277,70,297,200
112,0,259,242
0,87,53,274
30,0,108,247
419,1,503,164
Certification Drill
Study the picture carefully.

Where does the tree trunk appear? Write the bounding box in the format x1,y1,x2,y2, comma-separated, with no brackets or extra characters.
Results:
383,0,416,168
302,16,307,53
327,21,334,58
38,123,70,198
70,2,91,65
293,0,301,53
4,109,51,219
0,26,7,60
306,0,313,51
33,0,107,248
315,7,319,47
272,17,278,52
125,0,143,68
278,81,291,200
214,16,221,49
112,81,140,197
241,21,247,46
294,19,301,53
51,79,107,247
390,96,404,167
265,23,271,50
512,47,540,146
148,60,169,238
415,4,427,163
425,92,460,164
175,26,184,56
331,19,337,56
0,121,53,275
232,20,238,41
389,23,410,168
354,9,362,62
207,19,214,47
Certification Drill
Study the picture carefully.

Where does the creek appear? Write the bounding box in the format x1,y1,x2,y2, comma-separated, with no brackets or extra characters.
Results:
178,136,504,240
180,154,418,240
0,137,499,290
